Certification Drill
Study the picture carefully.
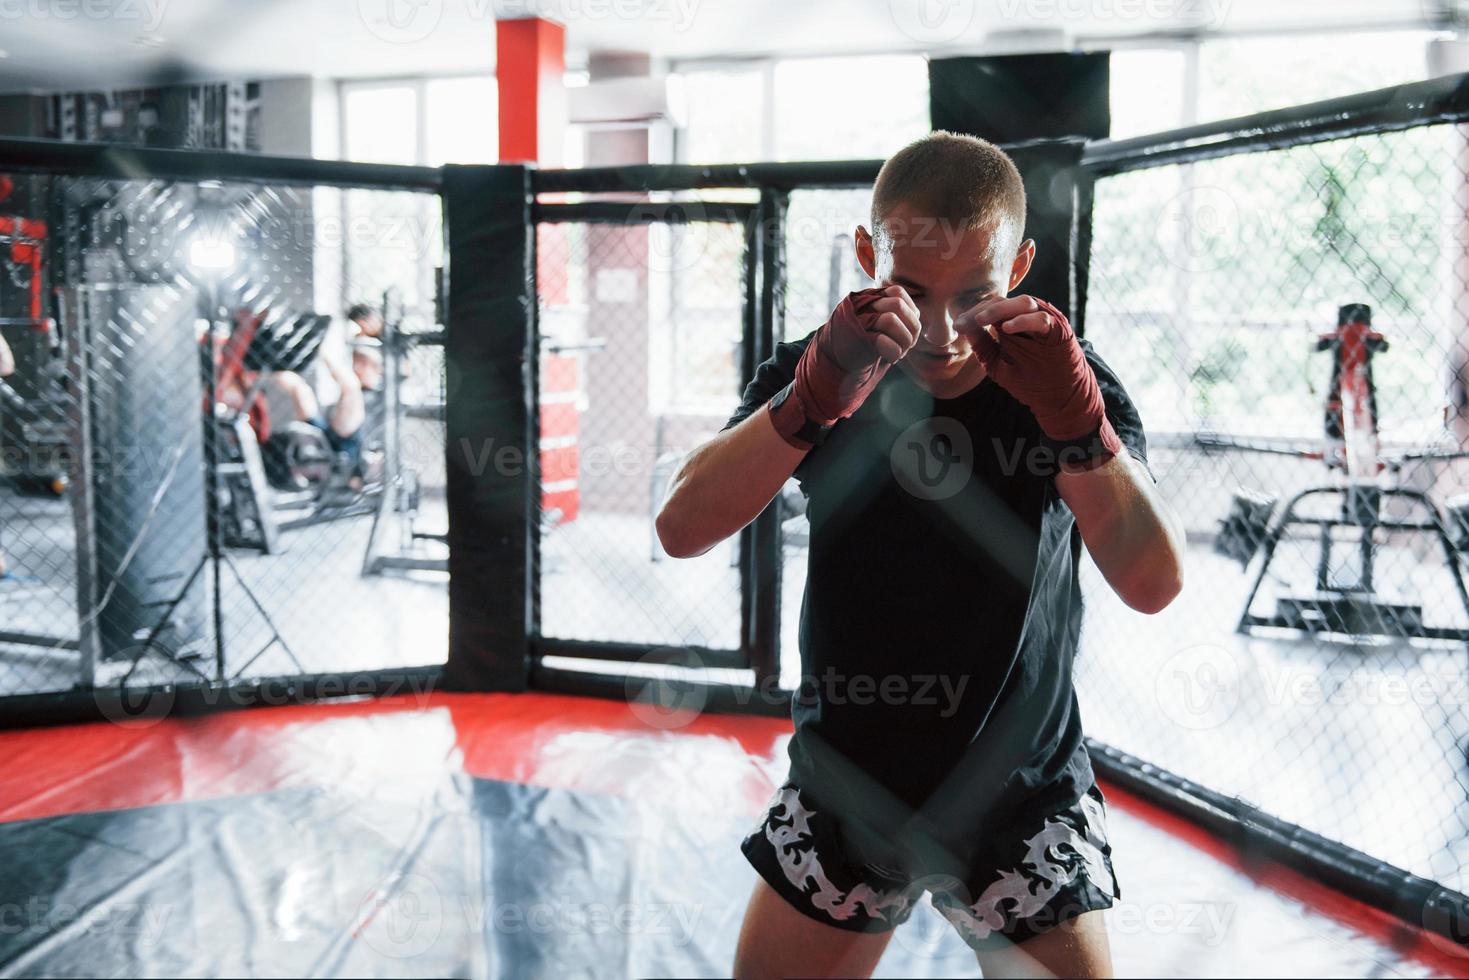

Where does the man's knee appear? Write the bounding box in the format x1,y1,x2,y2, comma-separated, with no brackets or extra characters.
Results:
734,878,892,980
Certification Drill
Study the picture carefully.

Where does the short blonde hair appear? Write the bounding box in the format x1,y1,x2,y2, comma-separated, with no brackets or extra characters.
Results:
871,131,1027,249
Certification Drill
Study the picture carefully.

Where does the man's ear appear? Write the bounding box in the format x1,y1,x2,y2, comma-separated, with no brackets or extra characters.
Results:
855,225,878,280
1008,239,1036,292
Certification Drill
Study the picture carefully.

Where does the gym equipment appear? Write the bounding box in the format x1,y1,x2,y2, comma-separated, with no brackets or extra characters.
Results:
0,319,69,494
1210,304,1469,641
215,307,384,554
361,287,447,576
0,184,66,492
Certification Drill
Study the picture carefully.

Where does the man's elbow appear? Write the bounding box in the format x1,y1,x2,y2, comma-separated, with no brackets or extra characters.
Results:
1122,561,1184,615
655,502,706,560
654,507,687,558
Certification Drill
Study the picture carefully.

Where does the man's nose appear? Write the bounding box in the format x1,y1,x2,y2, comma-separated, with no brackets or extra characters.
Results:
920,303,959,348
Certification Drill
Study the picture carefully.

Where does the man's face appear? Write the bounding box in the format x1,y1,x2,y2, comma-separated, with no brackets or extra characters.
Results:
856,201,1034,390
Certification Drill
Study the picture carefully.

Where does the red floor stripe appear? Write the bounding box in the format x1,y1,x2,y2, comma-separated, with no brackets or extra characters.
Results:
0,691,791,824
1099,779,1469,977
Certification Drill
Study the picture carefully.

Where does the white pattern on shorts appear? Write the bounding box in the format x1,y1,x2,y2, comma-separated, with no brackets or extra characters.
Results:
938,792,1115,942
762,784,914,924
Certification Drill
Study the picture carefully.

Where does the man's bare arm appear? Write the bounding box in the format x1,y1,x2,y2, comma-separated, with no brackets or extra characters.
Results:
658,286,921,559
655,405,807,559
1056,451,1185,614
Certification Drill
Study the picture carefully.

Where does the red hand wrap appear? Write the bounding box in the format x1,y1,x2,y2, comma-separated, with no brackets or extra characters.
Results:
969,297,1122,469
770,288,893,448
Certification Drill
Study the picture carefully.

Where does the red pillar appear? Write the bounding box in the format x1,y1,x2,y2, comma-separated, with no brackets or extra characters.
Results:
498,17,578,524
496,17,565,166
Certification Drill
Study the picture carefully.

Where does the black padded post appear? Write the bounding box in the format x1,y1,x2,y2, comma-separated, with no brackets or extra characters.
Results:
1006,140,1088,331
929,53,1110,144
442,165,536,692
929,53,1109,333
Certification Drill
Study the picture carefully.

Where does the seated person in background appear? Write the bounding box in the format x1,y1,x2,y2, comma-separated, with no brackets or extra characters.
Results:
0,330,11,578
253,353,367,488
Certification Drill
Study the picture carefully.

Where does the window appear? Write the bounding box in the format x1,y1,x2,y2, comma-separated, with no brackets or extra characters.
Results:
342,83,418,165
425,76,498,165
341,75,498,166
335,77,495,325
676,54,931,164
1108,31,1435,142
1197,31,1433,123
680,66,766,164
773,55,929,161
1109,47,1190,138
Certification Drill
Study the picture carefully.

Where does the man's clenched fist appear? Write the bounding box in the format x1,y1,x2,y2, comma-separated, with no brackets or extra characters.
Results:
958,295,1122,467
770,285,920,448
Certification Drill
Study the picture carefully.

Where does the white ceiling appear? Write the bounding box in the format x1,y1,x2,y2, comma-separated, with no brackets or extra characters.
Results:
0,0,1454,92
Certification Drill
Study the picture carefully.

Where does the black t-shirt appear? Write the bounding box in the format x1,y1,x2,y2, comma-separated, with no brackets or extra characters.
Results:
723,336,1150,877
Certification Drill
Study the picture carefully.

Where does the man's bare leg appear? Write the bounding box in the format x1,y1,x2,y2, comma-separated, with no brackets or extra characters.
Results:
732,878,893,980
974,909,1114,979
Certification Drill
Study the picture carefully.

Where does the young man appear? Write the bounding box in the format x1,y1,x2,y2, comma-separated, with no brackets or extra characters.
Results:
656,132,1184,978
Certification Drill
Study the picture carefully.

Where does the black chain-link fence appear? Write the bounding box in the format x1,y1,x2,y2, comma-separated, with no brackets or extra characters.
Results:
1079,121,1469,897
0,167,448,706
778,188,875,686
533,209,749,663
